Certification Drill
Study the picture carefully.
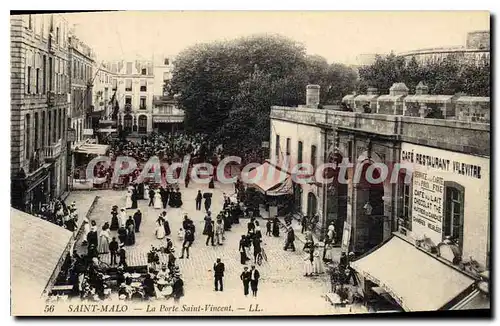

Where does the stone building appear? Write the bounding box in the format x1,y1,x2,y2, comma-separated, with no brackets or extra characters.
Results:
11,14,70,212
68,32,95,144
397,30,490,65
108,60,155,134
271,85,490,310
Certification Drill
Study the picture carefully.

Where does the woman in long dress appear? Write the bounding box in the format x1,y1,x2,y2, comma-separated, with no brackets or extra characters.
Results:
154,190,162,209
119,208,127,228
125,191,132,209
110,207,119,231
312,245,325,275
144,184,150,201
163,215,171,237
303,253,314,276
156,217,166,240
98,224,111,254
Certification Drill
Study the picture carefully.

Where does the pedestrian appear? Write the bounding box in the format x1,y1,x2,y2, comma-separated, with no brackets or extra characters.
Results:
215,219,224,245
247,218,255,234
254,221,262,239
109,237,118,266
203,211,212,235
252,237,262,264
266,219,272,236
301,215,308,233
250,265,260,297
206,221,215,246
284,226,296,251
240,266,251,296
195,190,202,211
272,217,280,237
133,209,142,233
179,228,194,259
148,188,155,207
239,235,249,265
118,243,127,268
213,258,225,292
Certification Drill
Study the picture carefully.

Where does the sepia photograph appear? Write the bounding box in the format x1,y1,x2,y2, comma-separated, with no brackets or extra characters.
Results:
9,10,491,316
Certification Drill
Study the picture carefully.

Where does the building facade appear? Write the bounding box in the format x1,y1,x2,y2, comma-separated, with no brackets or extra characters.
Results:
68,33,95,144
108,60,155,134
11,14,70,212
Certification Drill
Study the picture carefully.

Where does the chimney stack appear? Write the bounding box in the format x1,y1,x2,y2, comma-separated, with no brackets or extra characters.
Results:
306,85,321,108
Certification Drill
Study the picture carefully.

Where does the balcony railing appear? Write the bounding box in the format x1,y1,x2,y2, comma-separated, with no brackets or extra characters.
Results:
44,140,62,161
47,91,55,106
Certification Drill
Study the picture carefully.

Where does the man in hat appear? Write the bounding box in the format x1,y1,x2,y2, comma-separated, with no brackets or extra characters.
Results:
118,243,127,267
133,209,142,233
250,265,260,297
240,266,251,296
109,237,119,266
195,190,202,211
157,264,169,281
213,258,225,292
283,225,296,252
167,250,176,270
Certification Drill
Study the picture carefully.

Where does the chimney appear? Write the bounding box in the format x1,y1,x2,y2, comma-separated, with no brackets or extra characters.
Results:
306,84,320,108
415,81,429,95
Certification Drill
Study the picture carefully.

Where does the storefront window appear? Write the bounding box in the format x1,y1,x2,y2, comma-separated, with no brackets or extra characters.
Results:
443,182,464,248
298,141,303,164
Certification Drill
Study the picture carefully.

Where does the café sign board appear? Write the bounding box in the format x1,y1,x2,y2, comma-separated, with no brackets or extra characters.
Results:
400,143,488,246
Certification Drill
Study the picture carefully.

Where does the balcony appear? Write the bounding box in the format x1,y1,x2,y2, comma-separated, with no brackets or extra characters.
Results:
124,103,132,113
44,140,62,162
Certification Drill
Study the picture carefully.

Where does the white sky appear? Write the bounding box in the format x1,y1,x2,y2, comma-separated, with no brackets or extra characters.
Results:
62,11,489,64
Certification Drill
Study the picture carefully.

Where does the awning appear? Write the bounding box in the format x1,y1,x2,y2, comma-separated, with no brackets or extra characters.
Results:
98,128,117,133
350,236,476,312
11,208,73,299
404,95,454,104
74,143,110,156
242,162,292,195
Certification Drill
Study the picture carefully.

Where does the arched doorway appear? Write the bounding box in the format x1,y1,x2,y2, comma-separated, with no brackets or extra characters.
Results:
307,192,317,218
293,184,303,213
123,114,133,133
356,158,385,252
138,115,147,134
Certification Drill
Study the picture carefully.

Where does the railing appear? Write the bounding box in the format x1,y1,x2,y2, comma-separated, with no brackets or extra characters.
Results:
47,91,55,106
44,140,62,161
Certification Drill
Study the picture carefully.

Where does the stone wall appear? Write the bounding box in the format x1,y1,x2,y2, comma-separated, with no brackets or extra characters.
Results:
271,106,490,157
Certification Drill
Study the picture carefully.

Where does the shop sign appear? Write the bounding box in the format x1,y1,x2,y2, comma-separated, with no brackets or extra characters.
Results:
400,143,489,246
83,129,94,136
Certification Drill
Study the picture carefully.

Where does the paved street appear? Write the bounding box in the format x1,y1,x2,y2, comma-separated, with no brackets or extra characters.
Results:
71,182,336,314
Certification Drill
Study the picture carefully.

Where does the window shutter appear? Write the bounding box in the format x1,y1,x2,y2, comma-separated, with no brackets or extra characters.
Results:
443,186,450,239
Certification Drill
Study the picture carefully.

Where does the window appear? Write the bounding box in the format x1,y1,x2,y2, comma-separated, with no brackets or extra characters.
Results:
28,15,32,30
125,96,132,105
398,171,412,231
47,111,52,144
275,135,280,160
126,62,132,74
443,182,465,248
286,138,291,155
140,79,147,92
56,26,60,43
41,111,46,147
42,55,46,94
140,97,147,109
49,57,52,91
25,114,30,160
27,66,31,94
125,79,132,92
163,72,169,81
141,68,147,75
298,141,303,164
311,145,317,170
164,58,169,65
35,68,40,94
112,78,117,90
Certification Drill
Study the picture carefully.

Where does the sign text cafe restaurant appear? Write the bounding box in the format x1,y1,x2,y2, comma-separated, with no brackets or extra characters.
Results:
349,143,490,312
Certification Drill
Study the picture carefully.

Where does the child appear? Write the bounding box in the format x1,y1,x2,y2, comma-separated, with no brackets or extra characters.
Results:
177,228,184,241
266,219,272,236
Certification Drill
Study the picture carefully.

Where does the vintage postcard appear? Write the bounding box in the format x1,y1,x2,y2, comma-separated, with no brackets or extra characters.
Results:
10,10,490,316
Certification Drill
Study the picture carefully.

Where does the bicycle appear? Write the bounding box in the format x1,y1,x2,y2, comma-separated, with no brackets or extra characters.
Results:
256,247,267,266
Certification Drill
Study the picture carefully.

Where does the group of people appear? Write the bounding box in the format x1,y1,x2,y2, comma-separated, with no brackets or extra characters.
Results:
212,258,261,297
33,198,79,233
147,184,183,209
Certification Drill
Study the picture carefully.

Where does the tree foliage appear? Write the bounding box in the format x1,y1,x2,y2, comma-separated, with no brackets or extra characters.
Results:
170,34,358,156
358,53,490,96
